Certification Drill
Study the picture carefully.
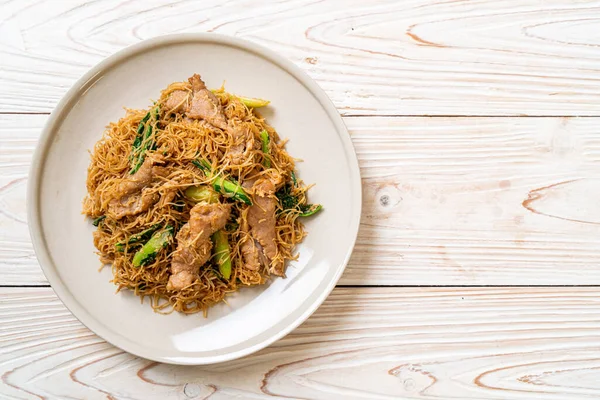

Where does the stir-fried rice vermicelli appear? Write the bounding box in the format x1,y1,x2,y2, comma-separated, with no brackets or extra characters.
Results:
83,74,321,315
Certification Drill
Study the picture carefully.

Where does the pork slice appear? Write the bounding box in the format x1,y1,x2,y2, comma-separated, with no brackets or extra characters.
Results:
107,156,169,219
226,124,255,166
189,74,205,92
165,90,190,113
167,202,231,290
167,225,214,290
186,74,228,130
239,216,261,271
109,191,159,220
247,176,284,276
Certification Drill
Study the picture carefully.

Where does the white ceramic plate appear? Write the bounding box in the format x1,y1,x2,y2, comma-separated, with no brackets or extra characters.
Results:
27,34,361,365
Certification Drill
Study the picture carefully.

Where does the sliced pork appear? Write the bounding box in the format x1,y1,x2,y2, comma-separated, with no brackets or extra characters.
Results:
163,74,227,130
186,74,228,130
107,156,169,219
239,215,261,271
245,172,284,275
167,202,231,290
164,90,189,113
226,123,255,166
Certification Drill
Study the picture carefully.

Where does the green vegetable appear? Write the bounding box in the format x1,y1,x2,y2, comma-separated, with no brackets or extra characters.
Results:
291,171,298,187
130,110,152,169
132,225,173,267
212,230,232,279
192,159,252,205
136,111,151,135
185,185,220,203
238,96,270,108
275,182,322,217
192,159,211,174
260,130,271,168
92,215,106,227
115,224,161,252
213,176,252,205
299,204,323,217
130,105,160,174
276,184,299,210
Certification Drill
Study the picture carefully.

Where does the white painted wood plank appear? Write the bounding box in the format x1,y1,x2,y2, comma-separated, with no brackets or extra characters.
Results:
346,116,600,285
0,287,599,399
3,114,600,285
0,114,39,285
2,0,600,115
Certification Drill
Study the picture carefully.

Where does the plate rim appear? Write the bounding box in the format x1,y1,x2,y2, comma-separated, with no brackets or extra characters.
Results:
27,33,362,365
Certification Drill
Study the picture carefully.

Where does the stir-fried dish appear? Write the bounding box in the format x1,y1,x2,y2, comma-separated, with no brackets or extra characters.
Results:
83,74,321,315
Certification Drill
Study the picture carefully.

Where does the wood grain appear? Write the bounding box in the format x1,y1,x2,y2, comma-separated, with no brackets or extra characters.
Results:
347,116,600,285
2,0,600,115
3,114,600,286
1,287,599,399
0,114,38,286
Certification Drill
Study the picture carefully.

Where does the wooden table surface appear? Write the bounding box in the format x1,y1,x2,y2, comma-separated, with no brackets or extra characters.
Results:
2,1,600,399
